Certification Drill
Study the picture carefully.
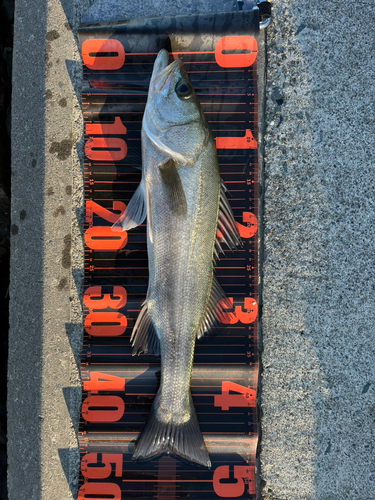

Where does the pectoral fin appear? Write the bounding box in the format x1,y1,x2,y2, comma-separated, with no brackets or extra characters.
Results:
112,180,146,231
159,159,187,218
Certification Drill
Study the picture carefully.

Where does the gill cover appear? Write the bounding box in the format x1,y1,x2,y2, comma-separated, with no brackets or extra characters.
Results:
143,49,209,167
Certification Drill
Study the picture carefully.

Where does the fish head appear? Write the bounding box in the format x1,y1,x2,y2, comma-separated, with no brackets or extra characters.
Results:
143,49,210,166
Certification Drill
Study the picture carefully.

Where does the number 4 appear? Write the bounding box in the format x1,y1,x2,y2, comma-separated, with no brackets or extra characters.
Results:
83,372,125,393
214,381,256,411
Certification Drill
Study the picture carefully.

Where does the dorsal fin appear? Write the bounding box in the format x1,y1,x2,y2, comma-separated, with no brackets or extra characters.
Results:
196,275,234,339
214,180,242,260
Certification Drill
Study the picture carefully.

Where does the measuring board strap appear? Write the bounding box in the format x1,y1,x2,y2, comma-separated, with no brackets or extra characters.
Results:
77,7,262,499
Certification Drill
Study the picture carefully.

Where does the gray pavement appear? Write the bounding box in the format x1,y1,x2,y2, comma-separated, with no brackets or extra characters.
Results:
261,1,375,499
8,0,374,499
9,0,89,498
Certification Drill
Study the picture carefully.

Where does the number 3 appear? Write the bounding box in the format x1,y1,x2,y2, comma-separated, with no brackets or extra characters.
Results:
217,297,258,324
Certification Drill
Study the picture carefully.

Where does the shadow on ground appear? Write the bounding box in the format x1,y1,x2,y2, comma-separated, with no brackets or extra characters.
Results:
0,0,13,498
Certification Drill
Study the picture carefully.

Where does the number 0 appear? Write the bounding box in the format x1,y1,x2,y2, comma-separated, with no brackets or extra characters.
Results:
215,36,257,68
78,482,121,500
81,39,125,70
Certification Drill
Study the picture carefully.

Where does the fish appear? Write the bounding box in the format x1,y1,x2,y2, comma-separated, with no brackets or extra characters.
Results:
113,49,241,468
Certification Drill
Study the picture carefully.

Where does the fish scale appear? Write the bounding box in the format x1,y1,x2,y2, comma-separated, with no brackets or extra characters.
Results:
149,144,219,421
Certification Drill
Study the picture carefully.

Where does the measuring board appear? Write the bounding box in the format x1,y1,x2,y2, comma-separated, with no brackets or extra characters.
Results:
77,7,264,500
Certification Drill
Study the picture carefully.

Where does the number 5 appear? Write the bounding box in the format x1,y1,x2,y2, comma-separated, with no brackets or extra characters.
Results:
213,465,255,497
81,453,122,479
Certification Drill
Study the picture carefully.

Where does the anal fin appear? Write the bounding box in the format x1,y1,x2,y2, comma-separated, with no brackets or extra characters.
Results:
196,275,234,339
131,302,160,355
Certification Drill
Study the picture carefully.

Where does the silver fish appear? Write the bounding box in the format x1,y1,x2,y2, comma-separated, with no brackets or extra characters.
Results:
113,49,241,467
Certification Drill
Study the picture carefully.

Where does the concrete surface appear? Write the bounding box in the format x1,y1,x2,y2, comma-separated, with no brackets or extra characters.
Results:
260,1,375,499
8,0,92,498
8,0,374,499
81,0,244,24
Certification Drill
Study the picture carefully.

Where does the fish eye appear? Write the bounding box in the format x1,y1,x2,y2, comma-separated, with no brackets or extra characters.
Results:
175,79,193,99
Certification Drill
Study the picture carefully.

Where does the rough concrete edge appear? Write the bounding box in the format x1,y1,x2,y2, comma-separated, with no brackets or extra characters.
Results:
67,24,85,500
8,0,94,498
256,23,267,500
81,0,240,23
67,2,97,496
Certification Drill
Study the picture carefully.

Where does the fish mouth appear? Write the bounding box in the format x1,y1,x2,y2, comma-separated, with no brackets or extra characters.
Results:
151,50,181,93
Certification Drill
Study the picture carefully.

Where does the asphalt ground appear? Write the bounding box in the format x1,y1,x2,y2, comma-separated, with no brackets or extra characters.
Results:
8,1,375,499
0,0,13,498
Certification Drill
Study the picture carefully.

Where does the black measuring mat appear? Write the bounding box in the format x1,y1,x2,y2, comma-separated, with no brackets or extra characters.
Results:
78,8,260,500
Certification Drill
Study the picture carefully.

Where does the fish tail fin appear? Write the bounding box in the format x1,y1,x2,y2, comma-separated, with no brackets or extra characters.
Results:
132,393,211,468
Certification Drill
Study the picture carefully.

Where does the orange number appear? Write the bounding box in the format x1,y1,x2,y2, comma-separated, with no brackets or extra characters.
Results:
85,137,127,161
83,286,127,311
237,212,257,239
85,116,127,135
78,482,121,500
81,453,122,479
217,297,257,324
216,297,237,324
84,202,127,252
86,201,126,225
81,39,125,70
84,226,128,251
234,297,258,324
215,36,257,68
213,465,255,497
85,312,127,337
81,395,124,423
84,286,127,337
83,372,125,393
214,381,256,411
215,129,257,150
